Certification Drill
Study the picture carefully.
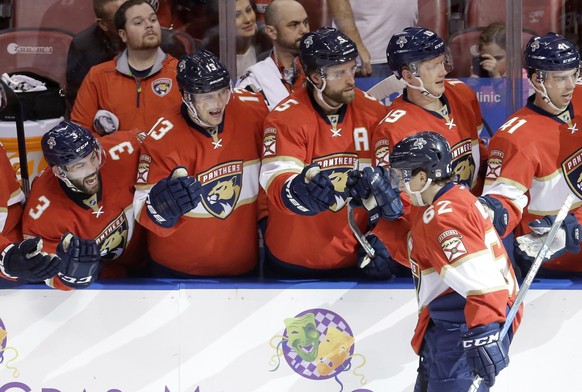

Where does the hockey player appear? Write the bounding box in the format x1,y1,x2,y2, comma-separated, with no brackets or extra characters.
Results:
133,49,268,277
372,27,486,194
353,132,520,390
259,27,390,279
22,121,147,290
71,0,182,136
0,143,61,285
236,0,309,111
481,33,582,277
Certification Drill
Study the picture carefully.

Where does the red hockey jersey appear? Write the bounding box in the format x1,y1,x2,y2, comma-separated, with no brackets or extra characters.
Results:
134,89,268,276
372,80,485,192
483,102,582,271
0,143,25,280
22,131,146,289
395,184,520,354
260,87,388,269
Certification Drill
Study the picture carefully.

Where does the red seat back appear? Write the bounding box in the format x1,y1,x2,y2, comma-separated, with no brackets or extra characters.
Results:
418,0,448,41
297,0,332,30
13,0,95,34
466,0,564,35
0,28,74,87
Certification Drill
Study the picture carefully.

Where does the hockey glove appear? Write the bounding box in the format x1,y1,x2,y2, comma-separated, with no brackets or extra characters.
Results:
0,238,62,281
283,164,335,215
515,213,581,263
357,234,399,280
146,166,202,228
56,233,101,289
346,167,403,225
478,195,509,236
461,322,509,387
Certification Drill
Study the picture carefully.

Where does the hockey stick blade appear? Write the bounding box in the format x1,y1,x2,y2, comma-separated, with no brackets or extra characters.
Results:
347,202,375,268
468,193,576,392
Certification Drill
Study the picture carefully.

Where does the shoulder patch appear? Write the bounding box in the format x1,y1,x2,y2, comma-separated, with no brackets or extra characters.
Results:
374,139,390,167
136,154,151,184
485,149,504,181
437,229,467,263
263,127,277,157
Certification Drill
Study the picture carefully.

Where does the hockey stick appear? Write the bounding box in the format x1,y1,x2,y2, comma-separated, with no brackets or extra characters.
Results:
347,202,375,268
0,79,30,196
468,193,576,392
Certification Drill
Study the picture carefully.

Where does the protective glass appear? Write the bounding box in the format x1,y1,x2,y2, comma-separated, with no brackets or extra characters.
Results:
61,148,103,180
386,167,403,189
542,68,580,88
411,52,453,76
324,59,361,81
391,167,413,186
192,86,232,105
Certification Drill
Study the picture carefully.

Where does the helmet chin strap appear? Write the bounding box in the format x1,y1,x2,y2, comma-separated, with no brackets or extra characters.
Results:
404,178,433,206
403,74,442,100
307,73,343,111
531,79,567,114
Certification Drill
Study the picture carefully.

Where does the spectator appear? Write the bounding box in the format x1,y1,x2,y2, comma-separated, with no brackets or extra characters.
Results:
236,0,309,110
470,22,508,78
330,0,418,78
202,0,271,78
0,142,61,286
133,50,268,278
351,131,520,390
66,0,187,111
481,33,582,278
259,27,389,279
71,0,183,137
22,121,147,290
372,27,486,194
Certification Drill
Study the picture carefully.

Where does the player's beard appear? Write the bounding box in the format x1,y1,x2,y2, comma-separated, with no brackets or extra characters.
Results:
324,85,356,105
70,172,101,195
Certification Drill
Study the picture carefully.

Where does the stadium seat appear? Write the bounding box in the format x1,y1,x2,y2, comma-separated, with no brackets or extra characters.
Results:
12,0,95,34
418,0,448,41
297,0,332,30
466,0,564,35
0,28,74,88
447,28,535,78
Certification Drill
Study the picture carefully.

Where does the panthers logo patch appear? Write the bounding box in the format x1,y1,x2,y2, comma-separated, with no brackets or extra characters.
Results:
95,212,129,260
198,161,243,219
562,148,582,199
450,139,475,188
151,78,173,97
136,154,151,184
485,149,504,181
374,139,390,167
263,127,277,157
